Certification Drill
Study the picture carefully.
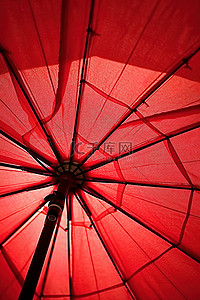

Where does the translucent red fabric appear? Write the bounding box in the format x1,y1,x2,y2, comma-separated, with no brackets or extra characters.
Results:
0,0,200,299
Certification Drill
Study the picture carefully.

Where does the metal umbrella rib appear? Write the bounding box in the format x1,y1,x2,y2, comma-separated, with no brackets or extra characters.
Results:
80,122,200,176
74,192,136,300
82,187,200,265
76,46,200,170
0,47,64,169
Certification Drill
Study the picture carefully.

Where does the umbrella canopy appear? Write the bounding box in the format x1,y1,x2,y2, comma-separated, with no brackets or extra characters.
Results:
0,0,200,299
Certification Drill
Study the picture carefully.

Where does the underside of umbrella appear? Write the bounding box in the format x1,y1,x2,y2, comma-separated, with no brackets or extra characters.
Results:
0,0,200,299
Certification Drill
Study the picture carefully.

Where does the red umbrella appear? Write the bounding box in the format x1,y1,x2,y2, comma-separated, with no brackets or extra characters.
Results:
0,0,200,299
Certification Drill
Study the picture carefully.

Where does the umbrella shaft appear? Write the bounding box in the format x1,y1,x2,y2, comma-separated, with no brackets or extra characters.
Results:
18,217,57,300
19,177,70,300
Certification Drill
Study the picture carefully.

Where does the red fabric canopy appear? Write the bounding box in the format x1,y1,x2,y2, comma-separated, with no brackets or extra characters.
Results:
0,0,200,299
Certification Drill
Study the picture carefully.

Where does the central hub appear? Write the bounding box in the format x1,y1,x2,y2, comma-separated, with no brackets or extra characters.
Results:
56,161,85,190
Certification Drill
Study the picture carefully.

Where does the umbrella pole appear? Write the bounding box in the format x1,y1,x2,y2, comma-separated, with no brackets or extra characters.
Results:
18,175,70,300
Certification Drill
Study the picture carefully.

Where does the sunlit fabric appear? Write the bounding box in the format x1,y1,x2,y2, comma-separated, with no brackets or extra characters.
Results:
0,0,200,299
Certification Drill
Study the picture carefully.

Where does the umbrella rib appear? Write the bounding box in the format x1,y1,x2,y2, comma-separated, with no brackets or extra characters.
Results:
0,48,63,168
81,122,200,176
0,129,56,173
0,200,47,248
0,162,55,177
0,180,56,199
101,205,187,298
76,46,200,168
82,208,101,300
83,187,200,265
69,0,95,170
74,192,137,300
40,218,61,298
66,194,73,299
85,178,200,191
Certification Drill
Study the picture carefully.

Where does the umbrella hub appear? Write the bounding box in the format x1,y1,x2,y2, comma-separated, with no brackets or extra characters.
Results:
56,161,85,191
